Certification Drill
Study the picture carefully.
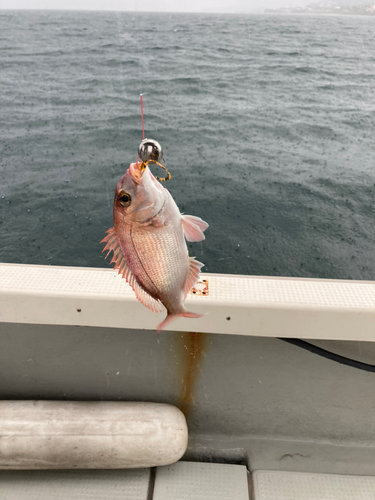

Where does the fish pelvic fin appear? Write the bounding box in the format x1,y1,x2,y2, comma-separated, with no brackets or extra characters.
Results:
157,310,203,333
101,227,164,314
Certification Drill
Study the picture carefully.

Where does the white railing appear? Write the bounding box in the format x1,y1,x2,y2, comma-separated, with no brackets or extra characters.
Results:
1,263,374,341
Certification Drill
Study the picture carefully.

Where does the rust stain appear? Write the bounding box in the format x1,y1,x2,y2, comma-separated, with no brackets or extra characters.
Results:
173,331,207,419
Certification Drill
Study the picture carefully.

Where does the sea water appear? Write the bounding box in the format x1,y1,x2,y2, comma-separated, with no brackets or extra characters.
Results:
1,10,374,279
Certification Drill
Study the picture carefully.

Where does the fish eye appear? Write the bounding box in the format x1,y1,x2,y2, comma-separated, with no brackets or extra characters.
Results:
118,191,131,207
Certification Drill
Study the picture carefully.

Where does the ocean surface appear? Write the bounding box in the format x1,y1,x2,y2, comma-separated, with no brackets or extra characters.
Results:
1,10,374,279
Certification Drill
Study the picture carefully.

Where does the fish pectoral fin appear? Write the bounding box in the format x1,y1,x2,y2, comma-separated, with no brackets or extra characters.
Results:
102,227,164,314
181,214,209,242
183,257,204,300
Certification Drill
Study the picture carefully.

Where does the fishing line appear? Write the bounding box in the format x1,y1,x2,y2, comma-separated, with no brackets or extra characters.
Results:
137,94,171,182
140,93,145,141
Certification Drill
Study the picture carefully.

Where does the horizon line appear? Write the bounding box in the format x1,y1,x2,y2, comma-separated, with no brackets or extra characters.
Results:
0,7,265,15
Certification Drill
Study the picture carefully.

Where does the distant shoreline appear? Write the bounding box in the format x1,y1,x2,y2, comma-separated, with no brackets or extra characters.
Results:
265,9,375,17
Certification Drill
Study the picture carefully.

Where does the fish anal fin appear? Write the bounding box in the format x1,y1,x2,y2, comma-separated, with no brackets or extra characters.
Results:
134,283,165,313
181,215,209,242
183,257,204,300
124,265,164,313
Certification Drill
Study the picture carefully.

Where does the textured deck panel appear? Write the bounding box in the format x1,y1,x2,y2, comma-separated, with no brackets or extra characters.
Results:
253,471,375,500
1,263,375,339
153,461,249,500
1,263,375,308
0,469,150,500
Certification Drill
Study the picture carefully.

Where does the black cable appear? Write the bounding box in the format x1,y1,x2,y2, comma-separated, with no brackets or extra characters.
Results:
280,338,375,373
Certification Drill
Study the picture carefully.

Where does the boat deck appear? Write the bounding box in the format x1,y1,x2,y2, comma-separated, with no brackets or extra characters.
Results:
1,463,375,499
2,264,375,495
0,462,249,500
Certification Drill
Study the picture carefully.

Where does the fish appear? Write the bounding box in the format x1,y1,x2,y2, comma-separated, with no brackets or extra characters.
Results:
101,161,209,332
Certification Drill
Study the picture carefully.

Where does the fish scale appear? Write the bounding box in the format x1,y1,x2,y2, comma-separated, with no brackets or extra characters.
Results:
131,220,189,310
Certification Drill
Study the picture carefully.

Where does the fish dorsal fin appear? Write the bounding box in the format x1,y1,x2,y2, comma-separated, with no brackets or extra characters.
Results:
181,215,209,242
101,227,165,314
183,257,204,300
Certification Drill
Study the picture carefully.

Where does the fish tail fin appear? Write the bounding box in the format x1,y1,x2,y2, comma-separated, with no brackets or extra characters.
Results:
157,310,203,333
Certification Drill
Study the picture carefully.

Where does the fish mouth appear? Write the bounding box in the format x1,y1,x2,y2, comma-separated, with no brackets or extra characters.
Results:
129,162,146,184
128,162,164,192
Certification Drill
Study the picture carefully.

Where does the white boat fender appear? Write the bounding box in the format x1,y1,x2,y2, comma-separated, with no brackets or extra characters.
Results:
0,400,188,469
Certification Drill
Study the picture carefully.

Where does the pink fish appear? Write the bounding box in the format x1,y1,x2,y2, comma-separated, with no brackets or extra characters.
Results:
101,162,208,331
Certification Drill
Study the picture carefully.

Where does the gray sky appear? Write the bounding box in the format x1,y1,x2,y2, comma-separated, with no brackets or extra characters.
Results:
0,0,310,13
